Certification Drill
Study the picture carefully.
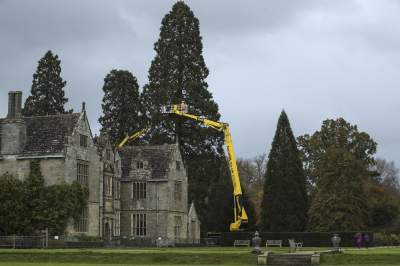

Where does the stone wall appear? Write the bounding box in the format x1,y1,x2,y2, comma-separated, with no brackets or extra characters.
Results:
64,112,101,236
119,144,192,240
0,156,65,185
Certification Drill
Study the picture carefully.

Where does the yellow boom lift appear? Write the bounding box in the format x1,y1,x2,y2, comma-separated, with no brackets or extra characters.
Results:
162,102,248,231
117,128,149,149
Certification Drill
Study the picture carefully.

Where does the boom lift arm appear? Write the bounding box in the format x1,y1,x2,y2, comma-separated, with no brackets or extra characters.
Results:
117,128,149,149
162,102,248,231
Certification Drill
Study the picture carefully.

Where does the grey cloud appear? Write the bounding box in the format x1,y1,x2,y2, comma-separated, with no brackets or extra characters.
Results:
0,0,399,168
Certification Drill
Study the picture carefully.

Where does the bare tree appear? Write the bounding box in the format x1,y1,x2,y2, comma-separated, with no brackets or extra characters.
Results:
374,158,400,192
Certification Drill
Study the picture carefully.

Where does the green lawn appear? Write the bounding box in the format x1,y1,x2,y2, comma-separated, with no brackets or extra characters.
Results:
0,247,399,265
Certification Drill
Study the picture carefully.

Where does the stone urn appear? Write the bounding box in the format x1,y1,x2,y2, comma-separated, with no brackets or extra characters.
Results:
252,231,262,254
331,233,341,252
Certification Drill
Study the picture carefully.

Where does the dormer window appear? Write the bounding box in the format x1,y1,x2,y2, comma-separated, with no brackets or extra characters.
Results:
106,149,111,160
176,161,181,171
136,161,144,169
80,134,88,148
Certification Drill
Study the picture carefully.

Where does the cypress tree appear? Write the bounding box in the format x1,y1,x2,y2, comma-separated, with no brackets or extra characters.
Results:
260,111,308,232
141,1,232,231
23,50,71,116
99,69,142,147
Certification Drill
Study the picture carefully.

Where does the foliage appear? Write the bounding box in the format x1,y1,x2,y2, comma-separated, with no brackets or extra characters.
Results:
99,69,142,146
297,117,377,194
365,158,400,228
0,173,27,235
23,50,71,116
373,232,400,246
23,160,48,234
0,161,88,235
308,148,369,231
140,1,234,231
260,111,308,231
237,154,266,224
372,158,400,193
44,181,89,235
297,117,390,231
366,181,399,228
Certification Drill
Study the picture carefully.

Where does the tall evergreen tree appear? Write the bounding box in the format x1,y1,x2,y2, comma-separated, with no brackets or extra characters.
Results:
260,111,308,232
23,50,70,116
141,1,233,231
99,69,142,146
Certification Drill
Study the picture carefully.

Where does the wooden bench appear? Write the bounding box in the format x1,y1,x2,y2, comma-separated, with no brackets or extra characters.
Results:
288,239,303,253
234,240,250,247
266,239,282,248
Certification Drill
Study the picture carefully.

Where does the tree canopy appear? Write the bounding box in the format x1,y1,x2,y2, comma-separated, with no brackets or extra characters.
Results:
260,111,308,232
297,117,377,193
141,1,235,231
99,69,142,146
23,50,71,116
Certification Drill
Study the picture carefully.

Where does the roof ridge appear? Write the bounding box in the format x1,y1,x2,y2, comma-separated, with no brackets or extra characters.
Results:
22,112,80,119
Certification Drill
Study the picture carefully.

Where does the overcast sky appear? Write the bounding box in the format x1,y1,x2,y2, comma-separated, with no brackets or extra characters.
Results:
0,0,399,166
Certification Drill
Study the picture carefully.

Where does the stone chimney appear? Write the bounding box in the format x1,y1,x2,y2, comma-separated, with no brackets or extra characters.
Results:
7,91,22,119
1,91,26,155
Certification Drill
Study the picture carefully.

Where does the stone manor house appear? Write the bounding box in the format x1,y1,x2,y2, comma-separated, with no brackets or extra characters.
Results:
0,91,200,242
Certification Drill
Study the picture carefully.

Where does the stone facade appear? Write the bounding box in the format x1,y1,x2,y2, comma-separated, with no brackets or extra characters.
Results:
0,91,101,236
94,132,122,240
118,144,200,241
0,91,200,241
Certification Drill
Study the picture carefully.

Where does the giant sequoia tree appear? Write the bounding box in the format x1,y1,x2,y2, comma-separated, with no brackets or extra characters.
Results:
99,69,142,146
141,1,231,231
260,111,308,232
23,50,70,116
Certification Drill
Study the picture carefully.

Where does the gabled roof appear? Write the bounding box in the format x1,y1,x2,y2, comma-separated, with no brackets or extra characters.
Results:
119,144,176,180
1,113,80,157
188,202,200,223
22,113,80,156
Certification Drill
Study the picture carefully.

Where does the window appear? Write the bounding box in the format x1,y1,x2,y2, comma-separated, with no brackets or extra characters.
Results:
136,161,144,169
74,208,88,232
114,212,120,237
80,134,88,147
106,149,111,160
77,162,89,186
174,216,182,238
131,213,146,236
176,161,181,170
115,161,119,175
132,182,146,199
105,175,112,196
174,181,182,201
114,180,120,199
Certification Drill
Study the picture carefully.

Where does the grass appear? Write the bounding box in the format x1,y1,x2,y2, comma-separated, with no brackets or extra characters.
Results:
0,247,398,265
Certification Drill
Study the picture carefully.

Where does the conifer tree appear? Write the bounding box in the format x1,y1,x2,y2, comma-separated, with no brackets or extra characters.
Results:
260,111,308,231
23,50,70,116
141,1,233,231
99,69,142,146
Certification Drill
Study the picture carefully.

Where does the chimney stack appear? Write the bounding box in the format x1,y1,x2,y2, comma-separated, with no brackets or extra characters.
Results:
7,91,22,119
1,91,26,155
